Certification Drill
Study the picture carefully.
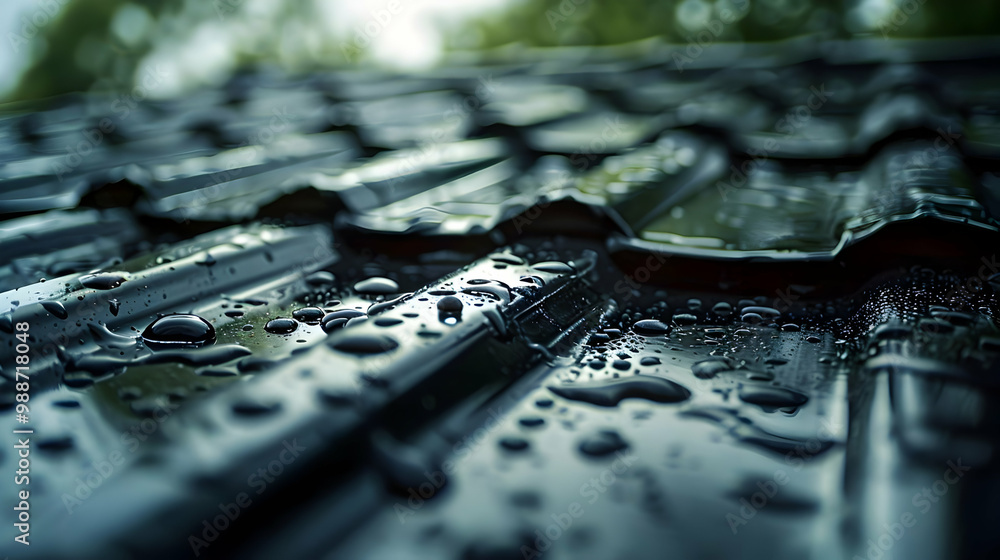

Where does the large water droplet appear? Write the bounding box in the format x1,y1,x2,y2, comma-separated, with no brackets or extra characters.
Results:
264,318,298,334
305,271,335,287
549,375,690,407
500,437,530,451
292,307,325,324
41,301,68,319
437,296,464,312
354,277,399,295
142,314,216,349
330,333,399,355
579,430,629,457
712,302,733,316
692,357,735,379
79,272,129,290
738,386,808,408
321,309,367,332
532,261,574,274
633,319,670,336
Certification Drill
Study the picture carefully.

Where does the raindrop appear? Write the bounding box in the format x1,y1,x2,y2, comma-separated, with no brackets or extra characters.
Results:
264,318,298,334
691,357,735,379
579,430,629,457
41,300,68,319
330,333,399,355
532,261,574,274
519,416,545,428
672,313,697,325
549,375,690,407
79,272,128,290
292,307,325,324
500,437,530,452
354,277,399,295
305,271,335,286
142,314,216,349
633,319,670,336
738,386,809,408
712,302,733,316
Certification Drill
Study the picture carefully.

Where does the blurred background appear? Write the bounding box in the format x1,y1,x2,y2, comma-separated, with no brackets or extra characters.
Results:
2,0,999,103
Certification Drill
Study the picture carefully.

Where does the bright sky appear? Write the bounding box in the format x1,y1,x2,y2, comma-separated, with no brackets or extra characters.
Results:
0,0,45,99
0,0,513,101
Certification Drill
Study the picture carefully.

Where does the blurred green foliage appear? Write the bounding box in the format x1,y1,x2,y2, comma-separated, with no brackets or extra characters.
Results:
7,0,1000,103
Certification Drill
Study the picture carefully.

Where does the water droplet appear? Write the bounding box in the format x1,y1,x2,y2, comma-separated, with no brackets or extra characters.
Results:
306,271,335,286
549,375,690,407
531,261,574,274
746,370,775,381
579,430,629,457
489,253,525,265
264,318,298,334
519,416,545,428
633,319,670,336
330,333,399,355
500,437,530,451
672,313,697,325
712,302,733,316
437,296,464,312
38,436,74,451
354,277,399,295
368,293,412,315
52,399,81,408
109,299,120,316
691,357,735,379
232,399,282,416
292,307,325,324
640,356,661,366
142,314,216,349
741,306,780,318
41,300,68,319
738,386,808,408
79,272,128,290
438,296,464,323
